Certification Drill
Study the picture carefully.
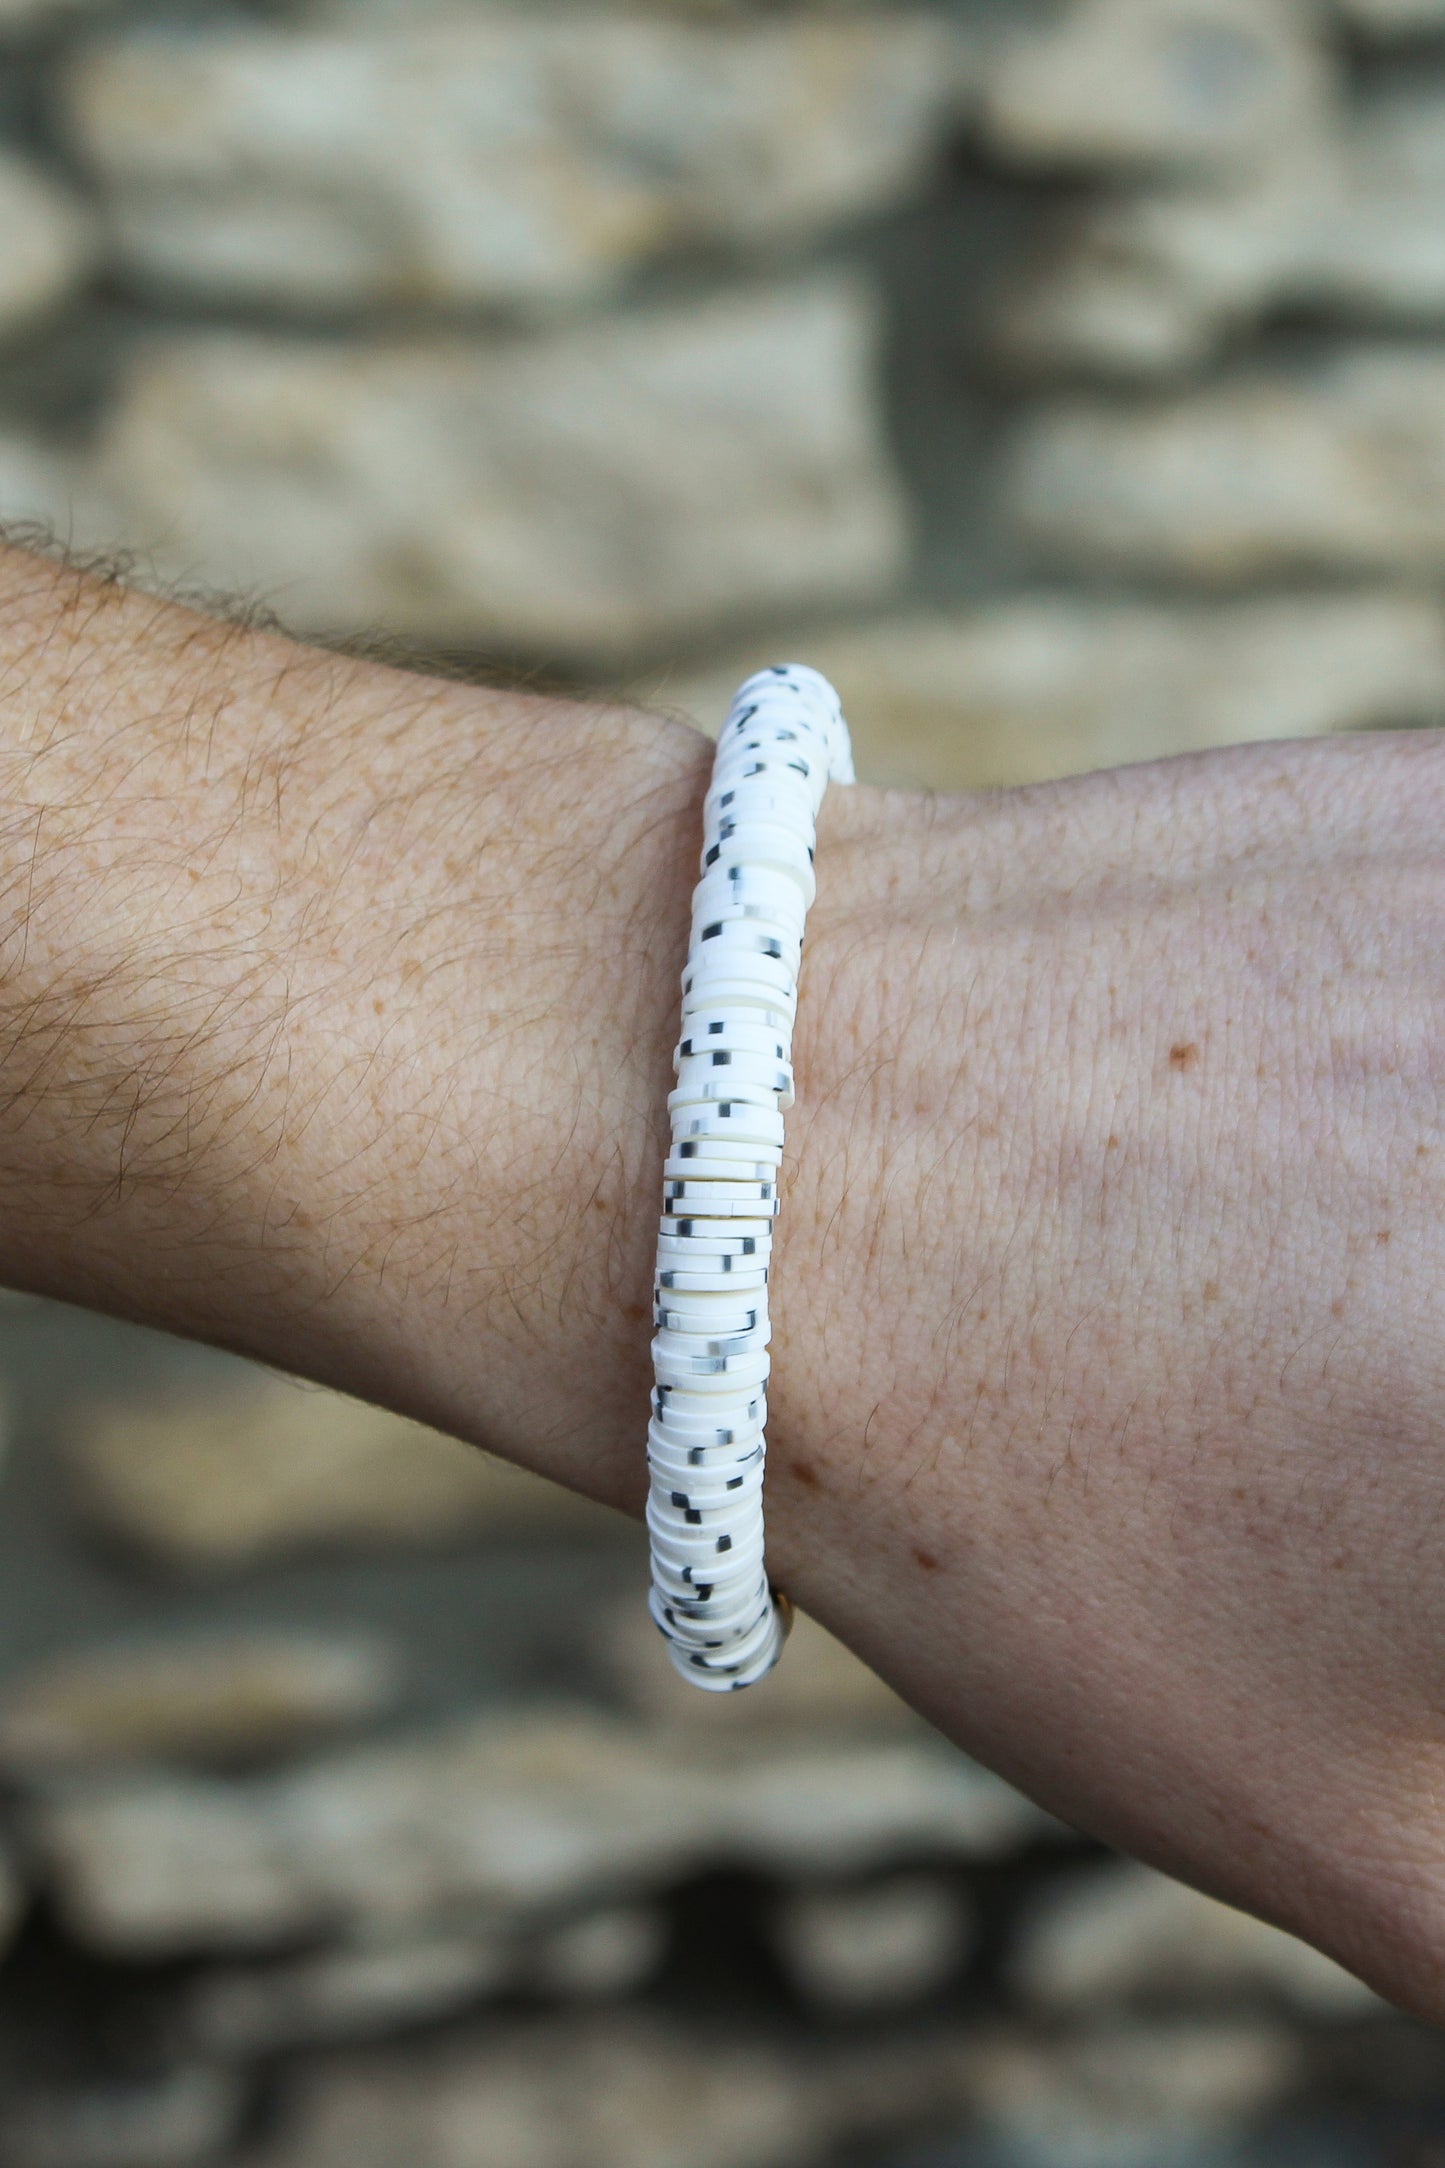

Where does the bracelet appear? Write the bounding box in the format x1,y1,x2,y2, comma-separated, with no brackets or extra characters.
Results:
646,665,855,1691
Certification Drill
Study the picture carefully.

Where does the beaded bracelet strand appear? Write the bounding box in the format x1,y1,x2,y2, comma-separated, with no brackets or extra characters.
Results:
646,665,855,1691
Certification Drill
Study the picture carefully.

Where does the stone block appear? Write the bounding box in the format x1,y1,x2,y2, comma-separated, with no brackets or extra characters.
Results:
248,2016,836,2168
663,594,1445,792
81,281,906,659
64,1371,615,1569
996,89,1445,380
188,1903,668,2056
189,1933,519,2055
525,1903,669,2000
65,15,967,314
769,1871,973,2012
957,2021,1304,2168
242,2009,1024,2168
981,0,1334,178
0,1629,405,1775
290,0,915,15
31,1708,1056,1957
1006,349,1445,581
0,154,93,343
726,1737,1062,1878
1012,1858,1380,2019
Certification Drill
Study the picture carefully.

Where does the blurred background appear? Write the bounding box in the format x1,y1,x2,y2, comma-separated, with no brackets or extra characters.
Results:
0,0,1442,2162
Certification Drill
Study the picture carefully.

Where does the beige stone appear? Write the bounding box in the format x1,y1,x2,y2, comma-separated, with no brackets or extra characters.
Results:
981,0,1334,178
65,16,966,314
34,1707,1055,1956
997,90,1445,381
662,594,1445,793
0,1629,404,1774
959,2021,1303,2168
994,233,1224,381
526,1903,669,1999
190,1932,517,2055
770,1871,972,2011
728,1740,1058,1876
64,1370,615,1568
251,2016,835,2168
82,281,906,660
1006,350,1445,582
993,151,1322,380
245,2010,1005,2168
0,155,93,342
1013,1857,1380,2018
190,1901,667,2056
292,0,901,15
599,1596,919,1736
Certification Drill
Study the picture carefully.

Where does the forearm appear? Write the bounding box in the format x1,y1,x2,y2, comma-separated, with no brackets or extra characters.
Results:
0,544,991,1741
0,546,714,1497
11,541,1445,2022
0,552,979,1713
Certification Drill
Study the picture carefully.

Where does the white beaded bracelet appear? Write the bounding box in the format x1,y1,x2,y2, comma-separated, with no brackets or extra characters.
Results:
647,665,854,1691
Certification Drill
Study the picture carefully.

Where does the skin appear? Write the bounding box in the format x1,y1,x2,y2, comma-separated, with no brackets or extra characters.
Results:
1,542,1444,2015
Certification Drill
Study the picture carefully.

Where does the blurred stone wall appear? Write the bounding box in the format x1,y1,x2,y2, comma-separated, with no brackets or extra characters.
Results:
2,6,1445,2166
4,0,1445,790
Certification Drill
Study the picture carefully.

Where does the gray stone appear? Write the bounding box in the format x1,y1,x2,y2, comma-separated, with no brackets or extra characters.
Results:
32,1708,1057,1958
992,155,1323,381
0,433,95,540
664,593,1445,793
0,1629,405,1775
956,2022,1303,2168
0,0,114,39
526,1904,669,2000
770,1871,973,2012
5,2067,245,2168
64,1372,614,1569
1337,0,1445,32
1006,348,1445,582
996,89,1445,380
1013,1859,1381,2019
290,0,925,16
248,2016,837,2168
64,16,967,315
981,0,1334,178
79,280,906,660
240,2007,1300,2168
189,1904,667,2054
33,1711,677,1956
724,1738,1061,1877
243,2010,1008,2168
0,1371,19,1480
0,154,93,343
189,1932,517,2055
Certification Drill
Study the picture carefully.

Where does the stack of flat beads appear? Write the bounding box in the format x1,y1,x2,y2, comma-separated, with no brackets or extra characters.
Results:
647,664,854,1690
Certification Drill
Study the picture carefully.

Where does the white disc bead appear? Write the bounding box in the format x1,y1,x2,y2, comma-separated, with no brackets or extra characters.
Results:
645,664,853,1691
